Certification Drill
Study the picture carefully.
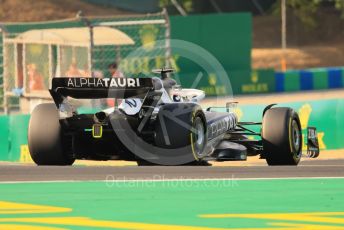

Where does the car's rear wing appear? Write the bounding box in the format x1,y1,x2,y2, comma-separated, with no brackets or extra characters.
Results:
49,77,154,105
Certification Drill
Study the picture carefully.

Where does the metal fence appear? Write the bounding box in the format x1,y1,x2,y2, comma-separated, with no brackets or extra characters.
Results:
0,30,3,113
0,10,170,114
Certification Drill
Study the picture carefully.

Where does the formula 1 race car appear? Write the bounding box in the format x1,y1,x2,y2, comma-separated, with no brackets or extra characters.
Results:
28,69,320,166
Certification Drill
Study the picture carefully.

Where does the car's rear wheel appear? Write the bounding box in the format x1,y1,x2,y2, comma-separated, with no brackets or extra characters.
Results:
28,103,75,166
262,107,302,166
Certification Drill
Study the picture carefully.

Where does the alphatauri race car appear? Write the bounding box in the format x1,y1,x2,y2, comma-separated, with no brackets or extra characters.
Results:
28,69,320,166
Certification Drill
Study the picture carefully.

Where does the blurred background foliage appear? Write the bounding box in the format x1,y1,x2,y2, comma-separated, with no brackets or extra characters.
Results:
271,0,344,28
159,0,344,28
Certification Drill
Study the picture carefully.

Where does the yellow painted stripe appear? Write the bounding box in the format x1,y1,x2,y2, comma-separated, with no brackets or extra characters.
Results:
0,201,71,214
0,224,65,230
200,212,344,224
0,217,231,230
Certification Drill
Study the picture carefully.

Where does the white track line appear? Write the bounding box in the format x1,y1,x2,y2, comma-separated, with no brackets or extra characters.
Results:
0,176,344,184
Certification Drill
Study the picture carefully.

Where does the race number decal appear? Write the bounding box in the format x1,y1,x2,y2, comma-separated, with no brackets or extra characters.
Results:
119,98,142,115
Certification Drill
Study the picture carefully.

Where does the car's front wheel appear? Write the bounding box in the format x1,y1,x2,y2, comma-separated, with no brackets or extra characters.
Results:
262,107,302,166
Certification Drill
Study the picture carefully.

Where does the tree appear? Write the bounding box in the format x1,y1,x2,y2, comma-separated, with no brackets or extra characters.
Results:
159,0,193,13
333,0,344,18
273,0,344,28
273,0,320,28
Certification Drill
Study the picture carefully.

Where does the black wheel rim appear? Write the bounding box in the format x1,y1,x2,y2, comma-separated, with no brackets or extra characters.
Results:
193,117,205,157
291,119,301,157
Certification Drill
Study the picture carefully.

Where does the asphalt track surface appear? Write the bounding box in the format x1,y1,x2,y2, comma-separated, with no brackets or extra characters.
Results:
0,159,343,182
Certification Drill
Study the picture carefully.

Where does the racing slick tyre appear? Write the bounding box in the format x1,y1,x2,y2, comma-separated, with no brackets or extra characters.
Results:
152,103,207,165
262,107,302,166
28,103,75,166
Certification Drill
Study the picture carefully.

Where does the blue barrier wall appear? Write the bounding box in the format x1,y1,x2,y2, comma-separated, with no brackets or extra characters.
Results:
275,67,344,92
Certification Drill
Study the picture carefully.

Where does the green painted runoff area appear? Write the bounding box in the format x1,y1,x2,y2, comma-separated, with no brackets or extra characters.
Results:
0,178,343,229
